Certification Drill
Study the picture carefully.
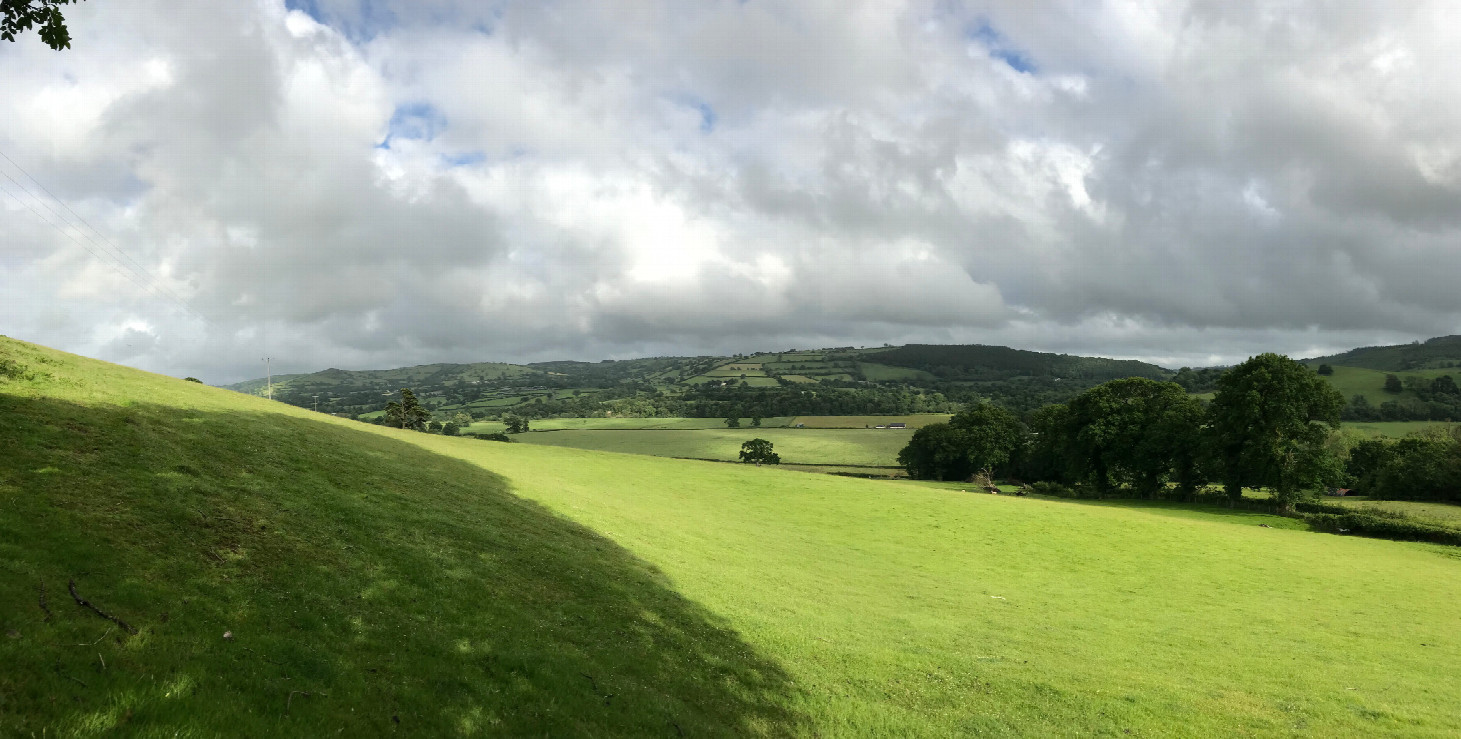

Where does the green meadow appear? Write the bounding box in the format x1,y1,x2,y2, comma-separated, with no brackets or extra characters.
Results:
4,337,1461,735
512,428,912,467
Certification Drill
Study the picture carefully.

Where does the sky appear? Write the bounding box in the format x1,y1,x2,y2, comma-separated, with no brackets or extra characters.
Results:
4,0,1461,383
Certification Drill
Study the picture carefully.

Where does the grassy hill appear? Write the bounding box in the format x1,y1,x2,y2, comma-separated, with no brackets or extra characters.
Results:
6,337,1461,734
1306,335,1461,371
863,344,1170,381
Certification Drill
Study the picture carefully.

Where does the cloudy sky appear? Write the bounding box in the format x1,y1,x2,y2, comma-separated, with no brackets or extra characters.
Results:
4,0,1460,382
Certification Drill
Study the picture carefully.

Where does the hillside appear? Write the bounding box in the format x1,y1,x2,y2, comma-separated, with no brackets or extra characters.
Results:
222,344,1172,420
0,339,790,735
1306,335,1461,371
862,344,1170,381
5,337,1461,734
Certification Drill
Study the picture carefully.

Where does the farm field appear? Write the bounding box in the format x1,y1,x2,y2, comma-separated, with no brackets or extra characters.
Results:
1344,421,1458,437
6,336,1461,735
469,417,795,432
1320,365,1461,405
790,414,952,429
513,428,912,467
1331,498,1461,531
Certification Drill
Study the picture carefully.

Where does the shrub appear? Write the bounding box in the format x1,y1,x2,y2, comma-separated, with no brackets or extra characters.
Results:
474,432,514,443
1029,481,1075,498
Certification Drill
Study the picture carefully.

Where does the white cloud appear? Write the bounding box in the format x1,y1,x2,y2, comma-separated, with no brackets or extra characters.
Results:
4,0,1461,381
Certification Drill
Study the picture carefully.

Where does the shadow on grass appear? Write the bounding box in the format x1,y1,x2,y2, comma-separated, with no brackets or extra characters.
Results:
0,395,803,736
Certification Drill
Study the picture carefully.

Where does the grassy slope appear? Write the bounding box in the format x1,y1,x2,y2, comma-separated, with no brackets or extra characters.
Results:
0,339,793,736
512,428,911,467
6,338,1461,735
405,437,1461,736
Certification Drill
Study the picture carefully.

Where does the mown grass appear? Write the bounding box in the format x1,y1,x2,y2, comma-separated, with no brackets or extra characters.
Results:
512,428,911,466
6,337,1461,735
405,437,1461,736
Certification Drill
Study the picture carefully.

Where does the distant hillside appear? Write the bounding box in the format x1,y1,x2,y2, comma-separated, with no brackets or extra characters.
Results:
863,344,1170,381
220,343,1175,419
1306,335,1461,371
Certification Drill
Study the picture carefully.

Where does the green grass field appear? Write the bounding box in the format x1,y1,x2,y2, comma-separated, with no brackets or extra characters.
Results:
512,428,911,467
1344,421,1458,438
5,336,1461,735
1331,498,1461,531
790,414,952,429
471,417,796,432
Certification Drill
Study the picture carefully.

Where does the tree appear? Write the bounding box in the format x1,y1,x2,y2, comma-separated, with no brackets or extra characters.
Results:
452,411,473,428
739,438,780,465
896,403,1024,481
1432,375,1459,396
2,0,83,49
725,416,741,428
503,414,529,434
1208,354,1345,508
1384,374,1404,394
1063,378,1207,498
427,420,443,433
1317,364,1334,376
183,377,203,383
442,421,461,436
947,403,1025,475
383,388,429,431
751,416,762,427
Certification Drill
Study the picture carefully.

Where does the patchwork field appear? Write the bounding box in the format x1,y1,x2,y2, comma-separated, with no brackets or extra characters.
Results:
1345,421,1459,437
5,337,1461,735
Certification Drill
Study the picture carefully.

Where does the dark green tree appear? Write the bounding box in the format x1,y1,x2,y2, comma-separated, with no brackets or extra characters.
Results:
2,0,83,49
183,377,203,383
1384,374,1404,394
1208,354,1345,508
383,388,430,431
897,403,1024,481
503,414,530,434
1317,364,1334,376
947,403,1025,474
739,438,780,465
725,416,741,428
442,421,461,436
1063,378,1207,498
1431,375,1459,395
751,416,762,427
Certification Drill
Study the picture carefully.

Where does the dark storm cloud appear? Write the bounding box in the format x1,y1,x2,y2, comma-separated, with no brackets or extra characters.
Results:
4,0,1461,382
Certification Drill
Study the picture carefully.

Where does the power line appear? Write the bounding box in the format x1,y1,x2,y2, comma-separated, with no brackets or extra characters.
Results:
0,148,211,325
0,179,196,315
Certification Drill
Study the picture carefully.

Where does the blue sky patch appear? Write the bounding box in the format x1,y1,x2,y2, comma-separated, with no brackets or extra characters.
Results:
441,151,487,168
968,20,1037,74
379,102,447,148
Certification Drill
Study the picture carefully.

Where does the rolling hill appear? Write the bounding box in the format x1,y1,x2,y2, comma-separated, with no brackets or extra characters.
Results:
1305,335,1461,372
5,336,1461,734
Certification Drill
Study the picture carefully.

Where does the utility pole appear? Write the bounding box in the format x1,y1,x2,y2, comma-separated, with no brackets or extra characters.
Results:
313,394,320,413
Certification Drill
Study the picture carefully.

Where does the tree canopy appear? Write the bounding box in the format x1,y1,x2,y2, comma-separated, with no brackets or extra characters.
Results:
1063,378,1206,497
1208,353,1344,506
738,439,780,465
2,0,82,49
897,403,1023,481
383,388,430,431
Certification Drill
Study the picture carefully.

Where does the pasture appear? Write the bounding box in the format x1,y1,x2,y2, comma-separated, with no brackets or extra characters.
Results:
512,427,911,467
5,336,1461,735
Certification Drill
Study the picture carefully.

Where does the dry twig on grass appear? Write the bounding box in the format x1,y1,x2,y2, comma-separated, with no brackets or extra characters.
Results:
68,579,138,635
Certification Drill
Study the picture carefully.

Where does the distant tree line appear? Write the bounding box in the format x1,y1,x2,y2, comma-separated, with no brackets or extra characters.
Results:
899,354,1348,510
